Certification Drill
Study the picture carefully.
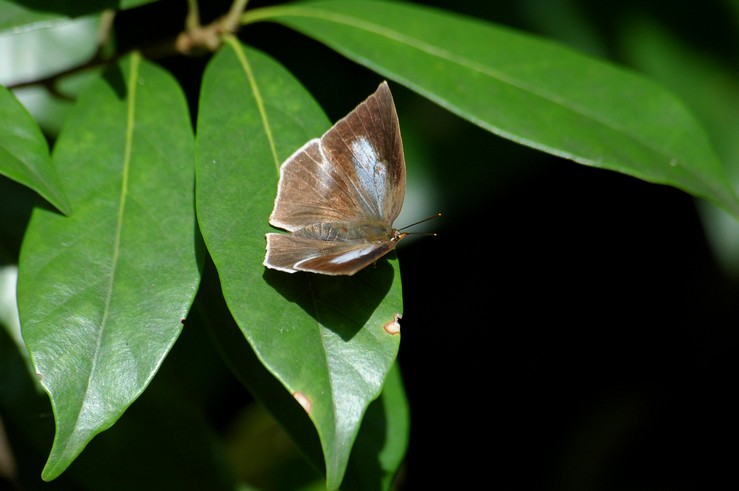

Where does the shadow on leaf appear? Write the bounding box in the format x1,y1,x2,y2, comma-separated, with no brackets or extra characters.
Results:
262,254,396,342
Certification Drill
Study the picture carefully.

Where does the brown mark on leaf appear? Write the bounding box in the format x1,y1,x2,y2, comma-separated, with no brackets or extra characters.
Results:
293,391,312,414
384,313,402,335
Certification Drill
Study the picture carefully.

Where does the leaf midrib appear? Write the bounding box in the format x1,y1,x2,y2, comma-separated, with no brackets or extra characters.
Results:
225,36,281,174
52,53,140,471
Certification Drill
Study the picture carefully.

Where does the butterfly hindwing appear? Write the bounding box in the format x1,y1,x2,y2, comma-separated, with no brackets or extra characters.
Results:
265,233,395,275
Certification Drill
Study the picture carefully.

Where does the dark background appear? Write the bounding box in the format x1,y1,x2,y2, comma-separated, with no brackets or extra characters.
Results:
210,1,737,488
3,0,737,489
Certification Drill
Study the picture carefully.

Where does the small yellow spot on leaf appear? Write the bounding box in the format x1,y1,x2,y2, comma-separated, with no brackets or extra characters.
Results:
293,391,312,413
384,313,402,334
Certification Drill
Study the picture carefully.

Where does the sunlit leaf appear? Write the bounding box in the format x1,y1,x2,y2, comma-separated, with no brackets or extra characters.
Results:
0,85,70,215
0,15,103,136
246,0,739,218
0,0,155,33
195,38,402,490
17,52,202,480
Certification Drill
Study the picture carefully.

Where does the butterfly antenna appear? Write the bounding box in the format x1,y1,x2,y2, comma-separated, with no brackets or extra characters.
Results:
399,212,442,236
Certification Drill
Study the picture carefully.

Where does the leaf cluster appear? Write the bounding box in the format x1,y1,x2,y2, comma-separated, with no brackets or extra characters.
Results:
1,1,736,490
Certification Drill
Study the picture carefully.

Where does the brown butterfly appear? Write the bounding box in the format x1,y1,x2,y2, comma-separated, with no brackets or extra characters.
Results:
264,81,407,275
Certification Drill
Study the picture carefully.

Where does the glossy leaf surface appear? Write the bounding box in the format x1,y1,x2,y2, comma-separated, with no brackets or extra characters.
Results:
17,53,201,480
246,0,739,217
0,85,70,215
195,38,403,490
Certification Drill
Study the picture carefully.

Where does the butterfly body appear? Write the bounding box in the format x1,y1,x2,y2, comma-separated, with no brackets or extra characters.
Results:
293,221,395,242
264,82,406,276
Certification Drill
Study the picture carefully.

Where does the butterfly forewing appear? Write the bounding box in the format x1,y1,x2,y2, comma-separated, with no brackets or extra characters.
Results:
320,82,405,225
264,81,407,275
268,139,350,231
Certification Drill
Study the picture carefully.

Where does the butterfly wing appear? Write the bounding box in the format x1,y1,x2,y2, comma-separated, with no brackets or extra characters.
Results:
265,233,397,275
269,81,406,230
319,81,406,226
265,82,406,275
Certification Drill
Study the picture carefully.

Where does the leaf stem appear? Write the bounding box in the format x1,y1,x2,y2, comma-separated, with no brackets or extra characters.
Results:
185,0,201,31
224,0,250,33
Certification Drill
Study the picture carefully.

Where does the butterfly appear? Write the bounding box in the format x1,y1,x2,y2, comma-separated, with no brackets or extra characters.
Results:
264,81,407,276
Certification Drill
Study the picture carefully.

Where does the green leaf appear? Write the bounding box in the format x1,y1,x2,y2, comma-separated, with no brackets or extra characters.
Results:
198,261,325,482
17,52,202,481
64,342,234,491
0,14,103,136
618,16,739,276
245,0,739,218
344,363,409,491
1,305,233,491
201,259,407,489
0,85,71,215
0,0,155,33
195,38,403,490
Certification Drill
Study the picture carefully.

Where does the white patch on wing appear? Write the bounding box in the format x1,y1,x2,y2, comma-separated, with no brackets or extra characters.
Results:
316,142,334,193
352,137,387,215
329,245,377,264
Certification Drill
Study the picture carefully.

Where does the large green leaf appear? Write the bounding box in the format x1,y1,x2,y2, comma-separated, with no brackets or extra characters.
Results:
0,85,70,215
244,0,739,218
195,38,403,490
618,16,739,276
17,52,202,481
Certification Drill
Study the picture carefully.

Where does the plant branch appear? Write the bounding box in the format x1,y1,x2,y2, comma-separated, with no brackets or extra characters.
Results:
175,0,249,54
5,0,252,92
